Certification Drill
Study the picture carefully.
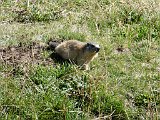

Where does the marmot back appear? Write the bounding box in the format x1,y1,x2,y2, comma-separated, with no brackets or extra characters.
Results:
54,40,100,70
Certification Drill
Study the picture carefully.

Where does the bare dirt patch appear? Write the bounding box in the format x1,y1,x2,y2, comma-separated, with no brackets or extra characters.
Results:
0,42,54,67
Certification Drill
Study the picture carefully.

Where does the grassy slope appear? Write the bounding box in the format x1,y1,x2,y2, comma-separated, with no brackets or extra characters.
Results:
0,0,160,119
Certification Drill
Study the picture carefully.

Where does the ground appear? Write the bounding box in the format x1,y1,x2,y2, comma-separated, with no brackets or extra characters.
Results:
0,0,160,120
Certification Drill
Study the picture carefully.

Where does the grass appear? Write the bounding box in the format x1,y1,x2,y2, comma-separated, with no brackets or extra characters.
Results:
0,0,160,119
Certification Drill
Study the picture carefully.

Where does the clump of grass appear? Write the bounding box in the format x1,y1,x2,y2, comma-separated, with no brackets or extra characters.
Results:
27,64,127,119
29,65,57,85
58,29,86,41
91,94,127,120
13,2,63,23
29,63,74,85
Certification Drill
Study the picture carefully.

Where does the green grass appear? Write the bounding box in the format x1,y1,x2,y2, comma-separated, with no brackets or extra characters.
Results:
0,0,160,119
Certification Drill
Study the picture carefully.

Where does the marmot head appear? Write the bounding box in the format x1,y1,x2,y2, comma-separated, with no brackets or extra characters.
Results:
83,42,100,53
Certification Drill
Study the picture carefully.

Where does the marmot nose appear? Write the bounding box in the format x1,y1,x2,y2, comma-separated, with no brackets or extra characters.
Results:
96,47,100,52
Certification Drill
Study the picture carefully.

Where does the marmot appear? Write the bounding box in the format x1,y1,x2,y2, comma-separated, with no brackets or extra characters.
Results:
49,40,100,70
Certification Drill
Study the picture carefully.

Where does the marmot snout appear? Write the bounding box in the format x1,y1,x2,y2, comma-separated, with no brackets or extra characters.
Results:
53,40,100,70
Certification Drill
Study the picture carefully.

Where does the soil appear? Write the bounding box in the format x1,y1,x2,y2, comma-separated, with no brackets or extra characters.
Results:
0,42,54,67
0,40,69,78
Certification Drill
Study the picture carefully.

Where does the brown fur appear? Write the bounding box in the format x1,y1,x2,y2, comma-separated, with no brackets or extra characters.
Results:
55,40,100,70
